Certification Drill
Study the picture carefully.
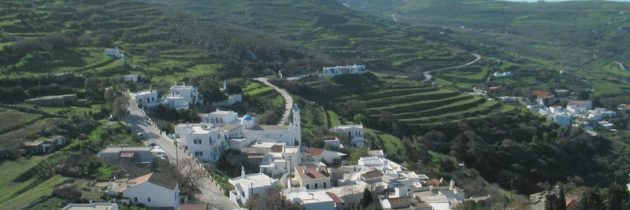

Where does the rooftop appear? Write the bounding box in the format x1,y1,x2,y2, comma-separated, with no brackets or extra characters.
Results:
128,172,178,190
287,190,334,205
61,203,118,210
296,165,330,180
334,124,363,130
99,146,152,153
230,173,275,188
531,89,552,98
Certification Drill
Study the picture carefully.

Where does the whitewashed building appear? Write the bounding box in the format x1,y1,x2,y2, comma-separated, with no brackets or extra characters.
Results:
107,173,179,209
61,203,118,210
260,144,301,177
174,123,240,162
162,83,202,110
294,165,331,190
285,189,337,210
229,169,278,207
243,104,302,146
201,109,240,125
321,64,367,77
304,148,346,164
131,90,159,109
332,124,365,147
122,74,138,83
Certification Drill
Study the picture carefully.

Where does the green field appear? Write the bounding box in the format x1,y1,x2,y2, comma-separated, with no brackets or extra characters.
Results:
284,73,511,129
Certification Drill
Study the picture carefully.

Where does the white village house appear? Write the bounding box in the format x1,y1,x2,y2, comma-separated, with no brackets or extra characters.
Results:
131,90,159,109
332,124,365,147
293,165,331,190
229,169,278,207
162,83,202,110
242,104,302,146
320,64,368,77
175,104,301,162
107,173,179,209
259,144,301,177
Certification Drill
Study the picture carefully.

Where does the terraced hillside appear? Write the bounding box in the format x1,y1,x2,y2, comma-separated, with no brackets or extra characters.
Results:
278,73,513,127
144,0,474,75
0,0,324,85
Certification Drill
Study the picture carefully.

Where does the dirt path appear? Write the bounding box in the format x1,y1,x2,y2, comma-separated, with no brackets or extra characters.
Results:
421,53,482,83
254,77,294,125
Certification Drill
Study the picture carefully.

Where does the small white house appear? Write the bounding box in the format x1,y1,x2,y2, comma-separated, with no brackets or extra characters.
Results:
104,48,122,58
165,83,202,109
259,145,301,177
285,189,336,210
294,165,331,190
493,71,513,78
131,90,159,109
107,173,179,209
551,112,572,127
304,148,345,164
174,123,232,162
229,170,277,207
61,203,118,210
201,109,240,125
332,124,365,147
321,64,367,77
122,74,138,83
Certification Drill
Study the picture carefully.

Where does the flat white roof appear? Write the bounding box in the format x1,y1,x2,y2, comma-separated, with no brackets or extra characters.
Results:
61,203,118,210
335,124,363,129
230,173,275,188
286,190,334,205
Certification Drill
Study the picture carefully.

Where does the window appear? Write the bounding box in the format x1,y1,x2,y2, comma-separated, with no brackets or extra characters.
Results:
147,197,151,202
306,184,309,189
315,183,318,189
133,197,138,202
195,151,203,156
323,182,327,188
194,139,201,144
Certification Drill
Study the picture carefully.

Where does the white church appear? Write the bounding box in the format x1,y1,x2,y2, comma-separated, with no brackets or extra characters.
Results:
174,104,302,162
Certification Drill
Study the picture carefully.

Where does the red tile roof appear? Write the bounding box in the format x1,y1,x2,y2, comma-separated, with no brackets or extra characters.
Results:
307,148,324,156
271,145,283,153
296,165,330,179
326,192,343,204
532,90,552,98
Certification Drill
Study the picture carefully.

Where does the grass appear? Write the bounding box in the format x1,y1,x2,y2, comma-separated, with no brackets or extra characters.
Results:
326,110,341,128
0,107,42,133
0,118,58,149
366,128,406,161
0,175,69,210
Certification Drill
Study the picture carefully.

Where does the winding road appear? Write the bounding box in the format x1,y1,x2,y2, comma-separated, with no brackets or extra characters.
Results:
254,77,294,125
421,53,482,83
125,98,238,210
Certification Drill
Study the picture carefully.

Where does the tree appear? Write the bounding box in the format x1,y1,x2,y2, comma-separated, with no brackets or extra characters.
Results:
361,188,374,208
246,187,304,210
77,34,93,46
143,47,160,61
157,159,202,197
12,38,42,55
576,188,605,210
53,183,82,201
42,33,72,49
545,186,567,210
606,183,629,210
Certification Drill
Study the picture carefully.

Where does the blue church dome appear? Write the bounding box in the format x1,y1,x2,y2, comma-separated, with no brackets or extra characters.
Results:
243,114,253,121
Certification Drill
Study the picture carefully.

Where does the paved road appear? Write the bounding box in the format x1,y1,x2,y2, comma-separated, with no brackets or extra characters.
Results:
422,53,482,83
254,77,294,125
615,61,627,71
125,98,238,210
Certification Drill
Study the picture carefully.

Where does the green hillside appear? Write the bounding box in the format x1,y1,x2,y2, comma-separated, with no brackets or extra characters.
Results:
144,0,474,76
339,0,630,98
277,73,512,128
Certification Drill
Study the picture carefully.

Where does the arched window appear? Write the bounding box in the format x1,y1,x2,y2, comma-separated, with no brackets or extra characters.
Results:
306,184,309,189
315,183,318,189
323,182,326,188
